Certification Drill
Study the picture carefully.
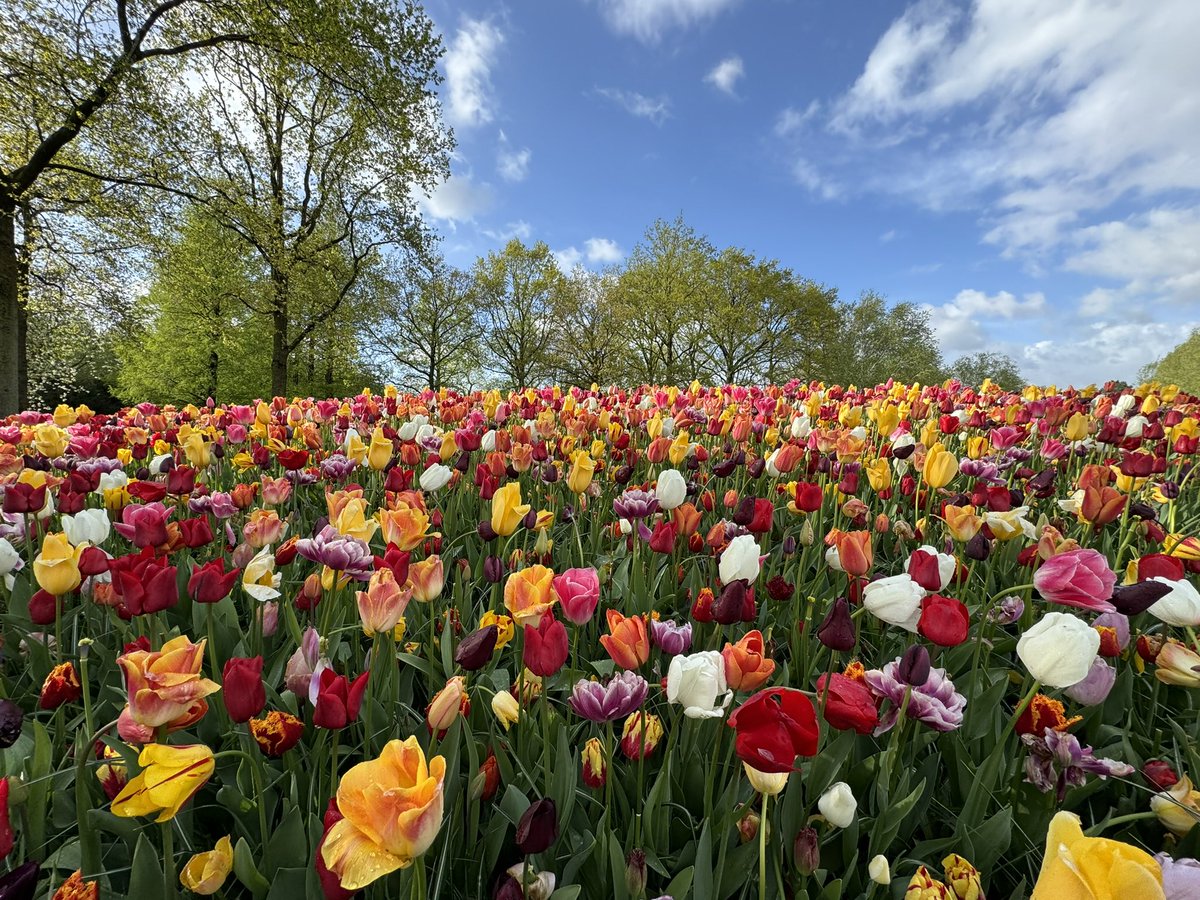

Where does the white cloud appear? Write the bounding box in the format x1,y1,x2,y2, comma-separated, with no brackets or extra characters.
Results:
496,131,531,182
1065,208,1200,301
879,229,897,243
482,220,533,243
444,18,504,129
597,88,671,124
923,289,1046,354
775,101,820,137
584,237,624,264
704,56,744,96
418,167,494,228
791,158,839,200
596,0,741,43
554,237,625,272
1020,320,1197,388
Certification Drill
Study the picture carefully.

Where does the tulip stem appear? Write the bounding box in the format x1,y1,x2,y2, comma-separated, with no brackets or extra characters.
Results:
241,726,271,874
162,820,178,899
1084,810,1159,835
411,856,427,900
758,791,769,900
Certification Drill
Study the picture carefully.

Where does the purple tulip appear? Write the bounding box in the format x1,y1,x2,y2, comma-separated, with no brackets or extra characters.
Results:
1157,854,1200,900
569,671,648,722
987,595,1025,625
295,525,373,579
864,660,966,734
1022,728,1133,802
613,489,659,521
1064,657,1117,707
650,619,693,656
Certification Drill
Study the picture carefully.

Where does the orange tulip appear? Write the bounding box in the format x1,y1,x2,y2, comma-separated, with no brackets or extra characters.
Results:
1079,485,1126,527
356,568,412,636
600,610,650,670
321,737,446,891
408,555,445,603
835,531,873,577
503,565,556,627
722,630,776,692
379,502,432,551
943,505,983,542
118,636,220,728
672,502,702,536
242,509,287,549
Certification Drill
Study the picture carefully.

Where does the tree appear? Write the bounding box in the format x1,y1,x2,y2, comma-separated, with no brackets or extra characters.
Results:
1142,329,1200,394
614,217,713,385
546,267,631,388
821,291,944,387
474,240,566,389
366,256,481,391
949,351,1025,390
0,0,450,412
700,248,839,384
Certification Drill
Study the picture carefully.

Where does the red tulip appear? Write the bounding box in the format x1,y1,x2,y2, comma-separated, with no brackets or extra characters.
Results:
523,612,568,677
726,687,818,773
815,673,878,735
188,559,241,603
222,656,266,723
917,595,970,647
312,668,368,730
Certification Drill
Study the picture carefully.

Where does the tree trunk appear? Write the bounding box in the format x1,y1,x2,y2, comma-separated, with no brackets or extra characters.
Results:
0,195,20,415
270,266,289,399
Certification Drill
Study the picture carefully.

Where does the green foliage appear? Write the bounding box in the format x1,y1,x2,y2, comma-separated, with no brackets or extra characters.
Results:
822,291,945,387
949,351,1025,390
1143,328,1200,393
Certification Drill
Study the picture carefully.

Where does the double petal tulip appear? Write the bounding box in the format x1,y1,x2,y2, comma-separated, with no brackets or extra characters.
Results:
111,743,215,822
569,671,649,722
378,503,432,552
1031,811,1164,899
118,636,221,728
600,610,650,670
504,565,556,627
320,737,447,891
1033,549,1116,613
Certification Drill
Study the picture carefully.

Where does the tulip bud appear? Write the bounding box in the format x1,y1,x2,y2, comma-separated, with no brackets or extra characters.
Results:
964,532,991,561
1143,759,1180,790
625,850,647,896
817,781,857,828
868,855,891,885
515,798,558,855
455,626,498,671
898,645,930,687
737,808,761,843
817,597,856,651
798,519,814,546
581,737,607,789
0,700,23,749
491,690,520,730
794,827,820,875
1111,580,1172,615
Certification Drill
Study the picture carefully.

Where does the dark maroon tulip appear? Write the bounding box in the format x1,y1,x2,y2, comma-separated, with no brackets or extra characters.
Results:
515,798,558,855
817,597,856,651
455,625,498,671
898,645,930,687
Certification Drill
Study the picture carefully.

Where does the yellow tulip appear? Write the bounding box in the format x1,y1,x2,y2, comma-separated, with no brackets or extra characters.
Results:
491,690,520,730
874,404,900,438
1064,412,1090,442
943,505,983,542
1150,775,1200,836
111,744,215,822
33,423,69,458
1031,811,1163,899
922,443,959,489
491,483,530,537
567,450,595,494
52,404,77,427
744,763,789,796
864,458,892,493
321,738,446,891
182,432,211,468
668,431,691,466
180,836,233,895
367,426,393,471
344,432,368,465
33,532,83,596
480,611,514,649
333,499,379,543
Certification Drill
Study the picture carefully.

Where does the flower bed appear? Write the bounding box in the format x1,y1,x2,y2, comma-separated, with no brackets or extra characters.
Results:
0,380,1198,899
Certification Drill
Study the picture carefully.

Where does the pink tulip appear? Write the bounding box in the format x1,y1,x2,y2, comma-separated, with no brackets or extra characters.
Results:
1034,548,1116,613
553,567,600,625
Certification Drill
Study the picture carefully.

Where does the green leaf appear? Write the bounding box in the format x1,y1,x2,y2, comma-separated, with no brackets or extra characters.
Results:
129,833,164,897
693,823,714,900
265,868,310,900
268,804,309,873
233,836,271,898
663,865,695,899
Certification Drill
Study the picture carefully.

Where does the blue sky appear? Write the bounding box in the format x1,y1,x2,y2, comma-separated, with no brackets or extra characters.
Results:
416,0,1200,387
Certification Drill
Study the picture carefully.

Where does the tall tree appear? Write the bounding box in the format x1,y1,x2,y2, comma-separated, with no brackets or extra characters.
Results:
1142,329,1200,394
700,248,838,384
822,291,944,387
549,267,630,387
474,240,565,389
614,217,713,385
366,256,481,391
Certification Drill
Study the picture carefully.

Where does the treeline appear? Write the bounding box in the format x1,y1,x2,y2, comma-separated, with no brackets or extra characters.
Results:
117,213,1021,405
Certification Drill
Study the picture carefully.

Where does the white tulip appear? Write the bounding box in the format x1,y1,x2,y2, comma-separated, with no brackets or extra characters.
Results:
868,855,891,885
61,508,111,547
1017,612,1100,688
481,430,496,452
96,470,128,494
862,574,924,632
666,651,731,719
0,538,23,590
818,782,857,828
719,534,762,585
419,463,453,493
655,469,687,510
149,454,174,475
1148,577,1200,627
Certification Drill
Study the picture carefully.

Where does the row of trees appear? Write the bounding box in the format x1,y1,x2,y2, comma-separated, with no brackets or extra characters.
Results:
120,213,1020,404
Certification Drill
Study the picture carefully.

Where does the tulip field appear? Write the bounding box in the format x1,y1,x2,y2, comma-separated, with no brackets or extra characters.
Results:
2,380,1200,900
